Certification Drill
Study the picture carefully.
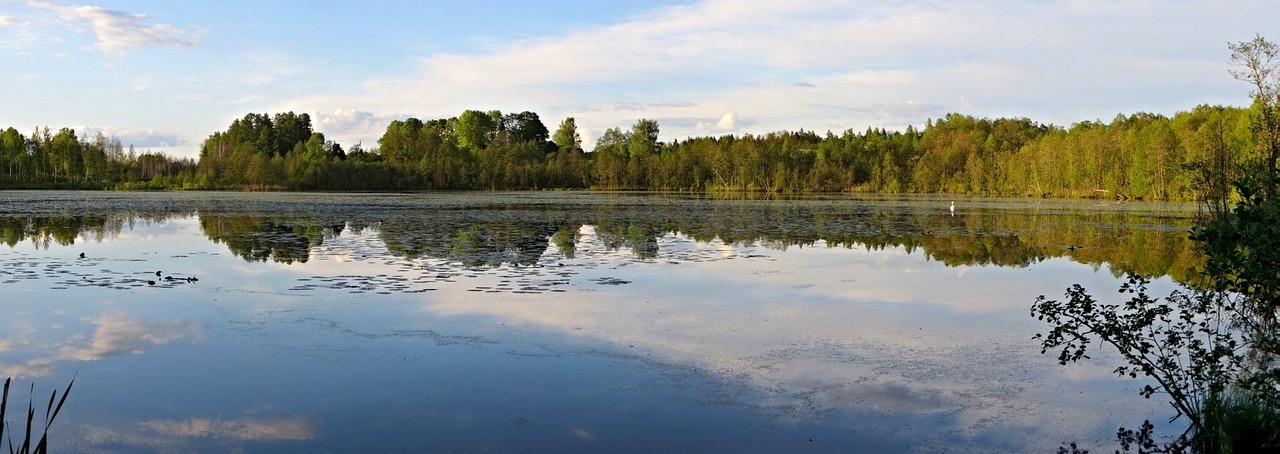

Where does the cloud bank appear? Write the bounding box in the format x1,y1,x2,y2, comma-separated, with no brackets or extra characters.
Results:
287,0,1259,152
27,0,198,55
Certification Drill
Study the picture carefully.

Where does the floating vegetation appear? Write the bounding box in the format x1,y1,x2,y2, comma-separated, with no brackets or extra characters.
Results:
591,277,632,286
0,192,1203,295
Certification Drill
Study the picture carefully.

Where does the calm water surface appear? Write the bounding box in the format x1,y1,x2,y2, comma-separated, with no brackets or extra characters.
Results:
0,191,1199,453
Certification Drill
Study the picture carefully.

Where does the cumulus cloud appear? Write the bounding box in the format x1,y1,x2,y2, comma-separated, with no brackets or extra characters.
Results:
694,112,738,132
271,2,939,138
281,0,1270,153
658,113,752,133
27,0,198,55
311,109,409,138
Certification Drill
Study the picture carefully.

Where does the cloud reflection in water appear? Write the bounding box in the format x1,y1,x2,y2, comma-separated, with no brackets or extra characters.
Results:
1,311,200,378
74,416,316,452
62,311,200,361
0,193,1194,451
139,417,316,441
409,230,1171,449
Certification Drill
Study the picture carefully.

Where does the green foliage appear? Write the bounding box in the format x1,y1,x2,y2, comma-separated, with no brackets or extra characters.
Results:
499,111,549,145
1033,35,1280,453
1195,391,1280,453
1033,277,1252,451
0,126,195,189
1196,175,1280,328
455,109,497,154
1,103,1265,194
0,102,1262,194
552,117,581,152
1033,182,1280,452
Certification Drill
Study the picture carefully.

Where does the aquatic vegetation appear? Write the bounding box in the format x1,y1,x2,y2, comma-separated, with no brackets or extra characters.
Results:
0,376,74,454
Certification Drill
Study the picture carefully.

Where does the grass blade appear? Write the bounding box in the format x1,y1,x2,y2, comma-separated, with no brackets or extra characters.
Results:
21,389,32,454
1,377,9,448
40,391,52,430
34,375,73,454
33,388,53,454
47,375,72,429
0,377,74,454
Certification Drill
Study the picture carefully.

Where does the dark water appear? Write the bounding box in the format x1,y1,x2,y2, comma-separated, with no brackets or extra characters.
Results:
0,191,1198,452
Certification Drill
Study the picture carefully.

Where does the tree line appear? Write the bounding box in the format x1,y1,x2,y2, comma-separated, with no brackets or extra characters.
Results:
1035,34,1280,451
0,103,1260,200
0,127,196,189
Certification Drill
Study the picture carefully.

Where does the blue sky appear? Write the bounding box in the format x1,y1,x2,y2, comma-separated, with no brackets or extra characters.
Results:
0,0,1274,159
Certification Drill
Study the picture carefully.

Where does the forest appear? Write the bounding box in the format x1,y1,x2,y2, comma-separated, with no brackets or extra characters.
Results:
0,126,196,189
0,103,1258,200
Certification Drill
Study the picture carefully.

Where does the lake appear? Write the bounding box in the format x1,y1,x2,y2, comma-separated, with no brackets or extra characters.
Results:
0,191,1199,452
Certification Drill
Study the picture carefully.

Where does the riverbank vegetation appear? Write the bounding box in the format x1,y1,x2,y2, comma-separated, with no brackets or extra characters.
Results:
0,102,1260,200
1035,35,1280,452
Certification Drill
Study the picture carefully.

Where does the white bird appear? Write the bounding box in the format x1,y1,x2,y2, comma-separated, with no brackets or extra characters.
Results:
949,201,955,214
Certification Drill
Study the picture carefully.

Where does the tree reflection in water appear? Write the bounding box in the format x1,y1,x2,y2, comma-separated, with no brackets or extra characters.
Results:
0,194,1199,281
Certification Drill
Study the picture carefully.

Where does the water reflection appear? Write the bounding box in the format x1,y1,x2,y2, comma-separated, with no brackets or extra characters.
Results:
71,416,317,452
138,417,316,441
199,215,343,264
1,311,200,378
0,213,193,249
0,192,1192,452
0,193,1199,280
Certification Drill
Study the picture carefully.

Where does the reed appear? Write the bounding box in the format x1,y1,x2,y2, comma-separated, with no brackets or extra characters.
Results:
1193,390,1280,453
0,376,75,454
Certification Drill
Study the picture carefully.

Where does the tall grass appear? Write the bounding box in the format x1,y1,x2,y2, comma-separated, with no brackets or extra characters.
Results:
1193,390,1280,453
0,376,74,454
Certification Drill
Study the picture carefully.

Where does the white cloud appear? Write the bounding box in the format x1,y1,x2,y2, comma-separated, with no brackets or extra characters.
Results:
81,127,185,149
27,0,198,56
695,112,737,132
3,0,1243,159
312,109,399,136
282,0,1265,151
0,12,38,54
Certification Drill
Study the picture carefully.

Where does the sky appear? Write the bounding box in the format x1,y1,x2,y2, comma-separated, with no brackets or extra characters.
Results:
0,0,1274,159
